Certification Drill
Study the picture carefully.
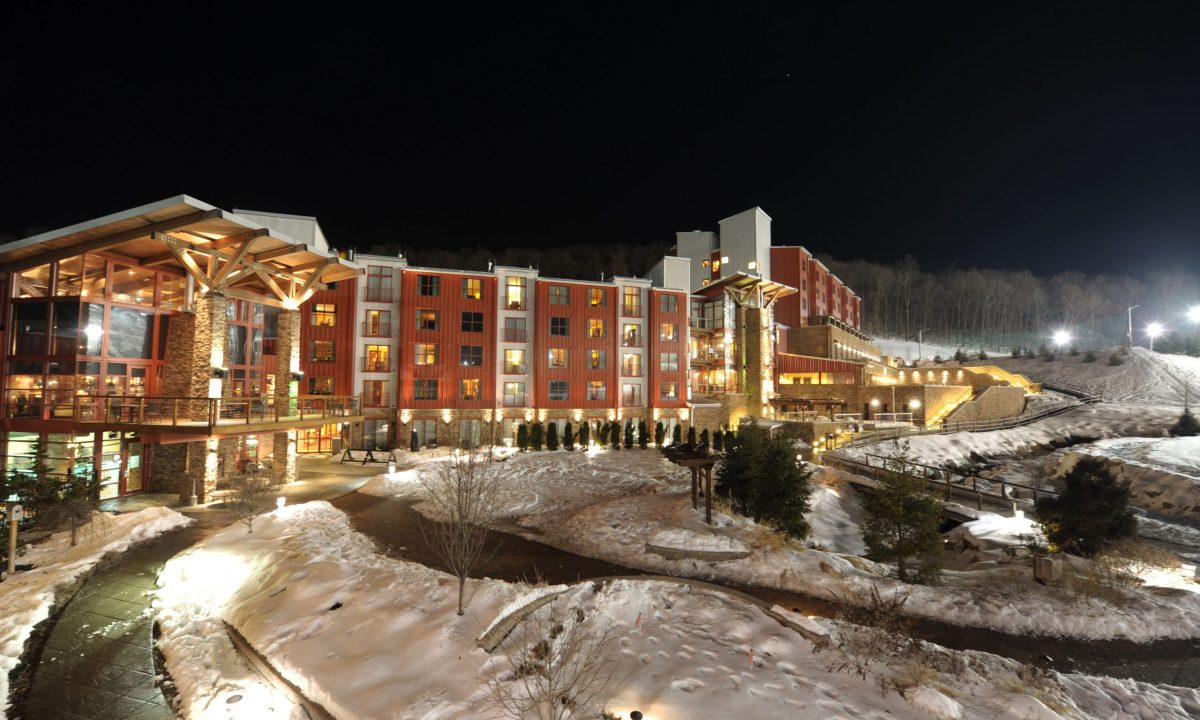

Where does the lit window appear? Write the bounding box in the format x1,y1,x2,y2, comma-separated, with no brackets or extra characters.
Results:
310,340,335,362
622,384,642,406
587,380,606,401
312,303,336,326
588,288,606,306
588,350,606,369
505,349,526,374
503,382,526,407
587,318,605,338
308,376,334,395
505,277,526,310
462,278,482,300
416,309,439,331
365,309,390,336
415,343,438,365
364,344,390,372
621,353,641,377
461,378,480,400
548,348,567,368
622,323,640,346
622,287,641,316
364,379,389,406
660,382,679,401
660,322,678,341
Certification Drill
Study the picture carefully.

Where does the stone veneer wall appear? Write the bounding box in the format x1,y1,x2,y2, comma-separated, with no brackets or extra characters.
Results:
161,293,226,419
692,393,754,433
149,443,188,495
275,310,301,415
742,308,765,406
943,385,1026,425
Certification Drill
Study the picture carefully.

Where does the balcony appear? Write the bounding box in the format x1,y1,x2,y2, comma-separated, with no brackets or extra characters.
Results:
620,335,643,348
362,358,393,373
365,288,394,303
621,304,643,318
621,367,643,377
689,316,717,330
64,394,363,433
505,299,527,311
361,322,392,337
502,328,527,342
504,365,528,375
503,395,526,407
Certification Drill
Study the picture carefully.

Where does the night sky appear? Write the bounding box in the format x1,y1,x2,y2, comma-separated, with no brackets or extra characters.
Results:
3,3,1200,277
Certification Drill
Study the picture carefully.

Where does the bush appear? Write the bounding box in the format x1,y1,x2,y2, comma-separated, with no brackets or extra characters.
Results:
672,424,682,446
932,355,943,364
623,420,634,449
563,421,575,451
1083,351,1098,363
637,420,648,449
1036,457,1136,557
654,420,665,447
610,422,620,450
530,422,544,451
860,441,944,584
1169,408,1200,437
1011,347,1021,359
700,428,710,452
1108,353,1124,366
546,422,559,451
978,350,989,360
953,349,967,363
715,424,813,539
1024,348,1036,359
517,424,529,452
687,425,697,447
578,422,590,448
1069,346,1079,356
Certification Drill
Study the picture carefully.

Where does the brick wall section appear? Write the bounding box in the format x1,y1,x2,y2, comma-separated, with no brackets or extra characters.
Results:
943,386,1026,425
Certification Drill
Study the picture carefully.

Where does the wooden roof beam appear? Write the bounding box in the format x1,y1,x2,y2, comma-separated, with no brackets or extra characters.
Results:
211,235,255,288
251,243,307,262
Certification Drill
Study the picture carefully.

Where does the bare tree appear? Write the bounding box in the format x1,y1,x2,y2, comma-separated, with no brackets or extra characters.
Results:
417,448,503,615
228,473,274,533
484,599,617,720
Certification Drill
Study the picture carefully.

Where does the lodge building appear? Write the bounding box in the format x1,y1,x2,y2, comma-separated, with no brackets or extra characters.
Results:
0,199,1035,500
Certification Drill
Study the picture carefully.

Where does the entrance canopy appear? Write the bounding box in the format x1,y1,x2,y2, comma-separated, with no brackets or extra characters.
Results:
0,195,362,308
692,272,797,307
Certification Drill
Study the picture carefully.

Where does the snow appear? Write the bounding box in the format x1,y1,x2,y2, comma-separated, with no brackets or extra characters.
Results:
957,511,1044,548
875,337,982,361
648,528,748,554
357,468,419,496
806,471,867,555
153,498,1200,720
0,507,191,720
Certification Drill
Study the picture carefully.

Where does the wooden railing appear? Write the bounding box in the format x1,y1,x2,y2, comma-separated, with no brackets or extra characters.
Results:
71,394,361,430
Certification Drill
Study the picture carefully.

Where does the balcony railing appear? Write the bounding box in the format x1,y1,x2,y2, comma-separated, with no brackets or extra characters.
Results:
362,358,393,373
502,328,527,342
365,288,394,303
621,304,643,318
621,367,643,377
621,336,643,348
504,365,528,375
505,299,527,311
67,394,361,430
361,322,392,337
689,316,716,330
503,395,526,407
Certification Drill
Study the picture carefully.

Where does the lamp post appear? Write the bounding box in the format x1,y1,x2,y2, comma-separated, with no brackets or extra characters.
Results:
1127,305,1140,349
1147,322,1165,352
1052,330,1071,349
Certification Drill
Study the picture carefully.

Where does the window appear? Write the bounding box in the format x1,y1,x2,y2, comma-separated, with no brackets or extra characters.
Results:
461,311,484,332
549,285,569,305
460,345,483,366
503,317,527,342
587,318,605,338
364,380,389,407
415,343,438,365
505,276,526,310
308,376,333,395
310,340,335,362
367,266,394,302
660,294,678,313
414,379,438,400
660,382,679,401
364,309,390,336
588,349,606,369
548,348,567,368
549,380,568,401
312,303,336,326
587,380,606,401
504,349,526,374
462,278,482,300
550,317,569,337
622,287,641,316
461,378,480,400
364,344,390,372
416,309,439,331
621,353,642,376
622,384,642,406
588,288,606,307
660,352,679,372
622,323,640,346
660,322,678,341
417,274,440,297
503,382,526,407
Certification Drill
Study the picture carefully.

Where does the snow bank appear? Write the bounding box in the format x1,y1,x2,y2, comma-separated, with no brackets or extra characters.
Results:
357,468,419,497
956,512,1044,548
648,528,748,553
807,473,868,555
0,507,190,720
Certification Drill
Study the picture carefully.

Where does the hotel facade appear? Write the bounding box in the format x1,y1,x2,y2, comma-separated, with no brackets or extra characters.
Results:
1,198,1029,501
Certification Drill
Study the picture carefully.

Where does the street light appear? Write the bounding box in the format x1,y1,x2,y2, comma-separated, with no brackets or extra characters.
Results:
1146,322,1165,351
1051,330,1072,348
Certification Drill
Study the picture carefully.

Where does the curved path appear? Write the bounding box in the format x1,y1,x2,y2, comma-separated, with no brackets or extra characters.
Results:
333,492,1200,687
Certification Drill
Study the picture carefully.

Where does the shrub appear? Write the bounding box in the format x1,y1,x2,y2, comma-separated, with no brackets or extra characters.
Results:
517,424,529,452
713,428,725,452
563,421,575,451
1169,408,1200,437
860,441,944,584
637,420,648,449
654,420,665,447
978,350,989,360
1011,347,1021,359
1036,457,1136,557
546,422,559,451
1083,351,1097,363
953,349,967,363
687,425,697,447
932,355,943,364
672,424,682,446
700,428,710,452
578,422,590,448
714,424,813,539
623,420,634,449
530,422,544,451
1069,346,1079,356
1108,353,1124,366
1024,348,1036,359
610,422,620,450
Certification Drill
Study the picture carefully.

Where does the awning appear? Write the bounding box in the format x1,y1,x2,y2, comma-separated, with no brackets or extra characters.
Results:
692,272,797,307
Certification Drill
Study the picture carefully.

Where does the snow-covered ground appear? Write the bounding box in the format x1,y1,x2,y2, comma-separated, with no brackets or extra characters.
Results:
378,449,1200,640
154,499,1200,720
875,337,983,362
0,507,190,720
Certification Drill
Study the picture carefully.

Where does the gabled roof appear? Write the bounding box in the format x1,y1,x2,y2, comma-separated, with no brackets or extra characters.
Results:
0,195,362,307
691,272,797,307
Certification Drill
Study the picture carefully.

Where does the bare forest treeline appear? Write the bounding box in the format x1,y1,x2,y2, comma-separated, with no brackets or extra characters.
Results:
822,255,1200,353
365,241,674,284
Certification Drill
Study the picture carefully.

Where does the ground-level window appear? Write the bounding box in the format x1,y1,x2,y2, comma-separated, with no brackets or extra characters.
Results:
412,419,437,447
459,419,481,449
362,419,391,450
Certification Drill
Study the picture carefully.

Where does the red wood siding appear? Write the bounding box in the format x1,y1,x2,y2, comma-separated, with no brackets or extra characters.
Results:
534,281,616,409
648,289,687,409
398,270,497,409
300,279,358,396
769,247,809,328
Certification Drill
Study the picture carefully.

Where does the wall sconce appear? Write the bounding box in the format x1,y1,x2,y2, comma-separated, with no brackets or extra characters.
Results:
748,260,758,271
677,408,689,422
290,370,305,382
870,398,880,407
208,366,230,379
399,409,412,424
721,255,730,264
524,408,535,422
483,409,494,422
441,409,453,424
572,409,583,422
538,409,548,423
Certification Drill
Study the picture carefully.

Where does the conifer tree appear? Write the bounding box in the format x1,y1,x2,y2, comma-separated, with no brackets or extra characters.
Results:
714,425,812,538
1036,456,1137,556
547,422,559,450
654,420,665,447
530,422,544,451
700,428,710,452
578,421,590,448
637,419,648,449
563,421,575,450
672,423,682,446
610,422,620,449
624,420,634,449
713,428,724,452
860,441,944,583
687,425,697,447
1169,408,1200,437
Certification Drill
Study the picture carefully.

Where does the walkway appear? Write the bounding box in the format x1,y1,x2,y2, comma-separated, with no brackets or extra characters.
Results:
20,461,370,720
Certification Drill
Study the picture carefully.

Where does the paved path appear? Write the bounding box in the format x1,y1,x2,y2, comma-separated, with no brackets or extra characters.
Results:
22,524,210,720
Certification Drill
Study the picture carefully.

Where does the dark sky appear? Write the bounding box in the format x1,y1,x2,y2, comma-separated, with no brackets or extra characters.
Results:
3,2,1200,277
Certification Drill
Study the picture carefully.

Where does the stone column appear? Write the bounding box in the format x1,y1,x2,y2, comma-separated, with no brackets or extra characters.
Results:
742,307,765,408
271,431,297,485
275,309,301,417
181,438,220,503
161,292,227,420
